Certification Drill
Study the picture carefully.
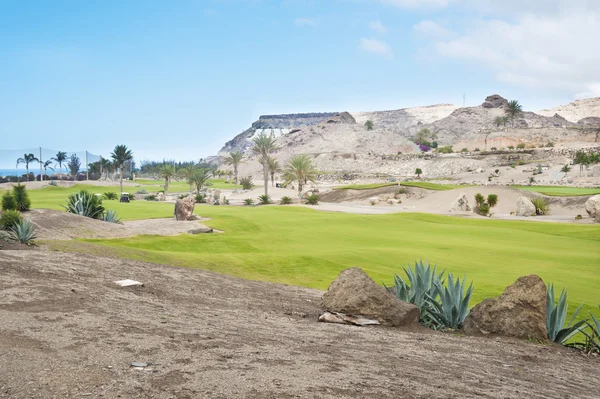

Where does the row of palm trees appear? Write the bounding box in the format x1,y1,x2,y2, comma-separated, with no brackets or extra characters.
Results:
223,132,317,199
16,151,70,182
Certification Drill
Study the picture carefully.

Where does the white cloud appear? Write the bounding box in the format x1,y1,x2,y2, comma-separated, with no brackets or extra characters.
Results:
378,0,452,8
358,38,392,57
369,20,387,34
414,6,600,98
294,17,316,27
413,20,451,38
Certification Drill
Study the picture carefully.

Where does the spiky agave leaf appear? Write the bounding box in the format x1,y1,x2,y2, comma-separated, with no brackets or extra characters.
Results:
8,218,37,245
427,273,473,330
63,190,105,219
546,284,587,344
103,209,122,224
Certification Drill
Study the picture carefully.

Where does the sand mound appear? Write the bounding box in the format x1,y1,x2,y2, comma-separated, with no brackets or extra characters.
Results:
27,209,212,240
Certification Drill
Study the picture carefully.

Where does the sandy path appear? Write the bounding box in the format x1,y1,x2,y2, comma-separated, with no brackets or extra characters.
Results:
0,250,598,398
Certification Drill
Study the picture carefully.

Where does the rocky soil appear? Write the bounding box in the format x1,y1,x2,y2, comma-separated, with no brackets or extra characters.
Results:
1,249,599,398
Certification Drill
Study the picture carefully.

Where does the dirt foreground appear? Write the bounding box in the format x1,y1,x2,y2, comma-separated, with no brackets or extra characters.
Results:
1,250,599,398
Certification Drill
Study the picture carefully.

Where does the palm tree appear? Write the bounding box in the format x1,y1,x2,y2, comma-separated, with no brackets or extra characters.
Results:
99,157,113,180
561,164,571,177
110,145,134,195
178,165,198,192
158,163,177,193
51,151,67,180
573,151,589,177
264,155,281,187
250,132,278,196
283,154,317,200
16,153,39,182
223,151,245,190
506,100,523,127
189,168,212,194
42,160,54,180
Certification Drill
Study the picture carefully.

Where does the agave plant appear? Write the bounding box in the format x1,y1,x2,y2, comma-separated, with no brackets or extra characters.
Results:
280,196,293,205
103,210,122,224
8,218,37,245
258,194,272,205
392,261,445,323
427,273,473,330
546,284,587,344
244,198,254,206
63,190,105,219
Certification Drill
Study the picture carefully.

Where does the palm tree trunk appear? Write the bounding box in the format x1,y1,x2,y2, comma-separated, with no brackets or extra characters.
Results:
119,166,123,195
234,166,238,190
298,182,303,201
59,164,63,180
271,172,275,187
263,161,269,196
165,178,169,193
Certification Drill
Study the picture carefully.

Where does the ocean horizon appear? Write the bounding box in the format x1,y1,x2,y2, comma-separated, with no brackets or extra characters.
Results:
0,168,85,177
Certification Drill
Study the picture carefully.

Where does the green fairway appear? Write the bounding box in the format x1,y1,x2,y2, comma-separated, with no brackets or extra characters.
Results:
400,182,470,190
334,182,398,190
136,178,235,191
48,205,600,317
512,185,600,197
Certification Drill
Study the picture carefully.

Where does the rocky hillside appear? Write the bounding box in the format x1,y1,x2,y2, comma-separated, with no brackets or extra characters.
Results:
538,97,600,123
214,95,599,176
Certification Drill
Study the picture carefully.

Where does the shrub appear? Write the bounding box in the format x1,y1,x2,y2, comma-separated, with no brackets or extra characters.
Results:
494,169,500,174
508,145,515,150
2,191,16,211
279,196,293,205
437,146,453,154
0,210,23,231
575,214,583,220
135,188,148,194
240,176,254,190
516,143,526,149
258,194,272,205
146,194,157,201
195,194,206,203
546,285,587,345
419,144,431,152
487,194,498,208
103,192,118,200
531,197,549,215
8,218,37,245
64,190,105,219
473,148,480,152
370,200,377,206
306,194,319,205
474,193,485,208
178,194,187,200
12,184,31,212
490,147,497,151
461,148,468,153
49,180,58,186
547,142,554,147
518,160,525,165
244,198,254,206
103,210,122,224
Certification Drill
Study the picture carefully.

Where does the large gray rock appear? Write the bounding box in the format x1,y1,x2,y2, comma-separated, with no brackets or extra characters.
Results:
515,197,536,216
585,194,600,218
174,196,196,221
321,267,419,327
463,275,547,340
450,194,471,212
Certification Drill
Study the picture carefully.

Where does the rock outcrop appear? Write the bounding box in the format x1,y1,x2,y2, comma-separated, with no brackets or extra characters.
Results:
322,267,419,327
463,275,547,340
450,194,472,212
585,195,600,219
482,94,509,109
516,197,536,216
174,196,197,221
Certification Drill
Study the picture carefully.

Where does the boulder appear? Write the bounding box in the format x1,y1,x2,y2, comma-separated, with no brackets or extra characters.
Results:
585,194,600,218
321,267,419,327
188,227,213,234
463,275,547,340
481,94,509,109
174,196,196,221
515,197,536,216
450,194,472,212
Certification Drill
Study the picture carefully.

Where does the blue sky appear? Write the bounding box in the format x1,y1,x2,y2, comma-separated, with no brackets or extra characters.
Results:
1,0,598,164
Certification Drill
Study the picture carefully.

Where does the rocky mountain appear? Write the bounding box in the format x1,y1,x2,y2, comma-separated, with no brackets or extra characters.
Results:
214,95,600,177
538,97,600,123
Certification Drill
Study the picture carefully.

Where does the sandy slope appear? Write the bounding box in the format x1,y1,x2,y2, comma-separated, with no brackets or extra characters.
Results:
1,250,598,398
538,97,600,123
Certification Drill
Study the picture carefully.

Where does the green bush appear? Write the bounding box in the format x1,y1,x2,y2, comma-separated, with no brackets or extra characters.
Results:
487,194,498,208
575,215,583,220
135,188,148,194
508,145,515,150
280,196,293,205
1,191,16,211
461,148,468,153
518,160,525,165
531,197,549,215
477,203,490,216
516,143,526,149
258,194,272,205
490,147,497,151
240,176,254,190
0,210,23,231
146,194,157,201
474,193,485,208
103,210,122,224
244,198,254,206
64,190,105,219
12,184,31,212
437,146,453,154
8,218,37,245
473,148,480,152
195,193,206,203
103,192,118,200
306,194,319,205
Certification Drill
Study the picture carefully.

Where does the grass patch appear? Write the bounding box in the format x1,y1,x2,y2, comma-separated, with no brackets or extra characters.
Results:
51,206,600,318
512,186,600,197
334,182,398,190
400,182,470,191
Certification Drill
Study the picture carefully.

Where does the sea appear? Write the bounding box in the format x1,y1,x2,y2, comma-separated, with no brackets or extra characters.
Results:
0,168,86,177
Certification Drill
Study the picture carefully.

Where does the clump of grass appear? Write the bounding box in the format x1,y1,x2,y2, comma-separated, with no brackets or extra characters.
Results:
531,197,549,215
306,194,319,205
244,198,254,206
279,196,293,205
240,176,254,190
258,194,272,205
195,193,206,203
103,192,118,200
